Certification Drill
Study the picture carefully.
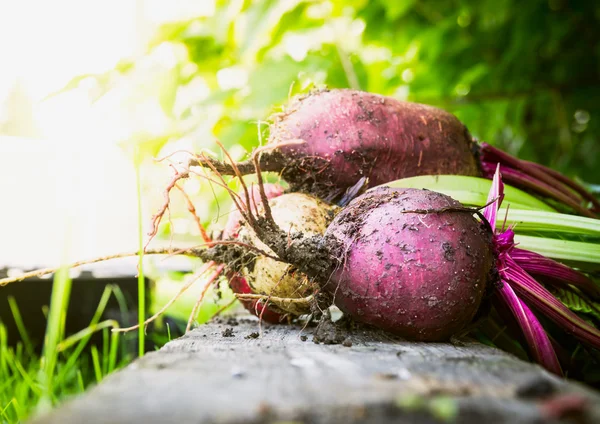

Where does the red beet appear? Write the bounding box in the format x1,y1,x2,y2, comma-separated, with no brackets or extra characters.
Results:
197,89,598,216
268,89,479,198
323,186,494,341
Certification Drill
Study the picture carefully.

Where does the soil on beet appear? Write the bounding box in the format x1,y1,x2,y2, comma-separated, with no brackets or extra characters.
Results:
268,89,481,200
323,187,495,341
196,89,480,202
236,193,338,315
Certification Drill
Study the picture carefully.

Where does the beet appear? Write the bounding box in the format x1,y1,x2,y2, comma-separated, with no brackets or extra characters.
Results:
222,183,285,323
236,192,337,315
198,172,600,370
195,89,598,216
323,187,494,340
268,90,480,198
210,175,598,370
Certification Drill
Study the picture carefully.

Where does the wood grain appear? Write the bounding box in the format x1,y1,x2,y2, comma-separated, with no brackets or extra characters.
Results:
29,317,600,424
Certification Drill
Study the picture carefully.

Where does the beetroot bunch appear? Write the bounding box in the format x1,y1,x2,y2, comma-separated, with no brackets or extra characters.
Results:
7,89,593,376
1,89,597,378
169,89,598,377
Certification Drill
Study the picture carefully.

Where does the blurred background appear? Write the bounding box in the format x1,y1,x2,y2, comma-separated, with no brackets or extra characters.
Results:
0,0,599,419
1,0,598,261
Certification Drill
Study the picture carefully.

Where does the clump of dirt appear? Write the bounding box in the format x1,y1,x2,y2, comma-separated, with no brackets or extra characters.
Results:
222,327,235,337
516,376,557,399
226,317,240,326
312,310,354,345
245,332,260,339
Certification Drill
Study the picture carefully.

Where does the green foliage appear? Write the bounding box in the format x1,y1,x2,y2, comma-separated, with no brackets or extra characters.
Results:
552,288,600,321
356,0,599,182
70,0,598,185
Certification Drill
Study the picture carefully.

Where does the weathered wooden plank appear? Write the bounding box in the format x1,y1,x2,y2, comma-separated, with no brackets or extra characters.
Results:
30,317,600,424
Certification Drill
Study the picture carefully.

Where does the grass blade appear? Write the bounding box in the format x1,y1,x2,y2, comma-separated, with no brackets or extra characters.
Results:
90,346,102,383
57,320,119,353
135,147,146,358
7,297,34,357
39,265,72,404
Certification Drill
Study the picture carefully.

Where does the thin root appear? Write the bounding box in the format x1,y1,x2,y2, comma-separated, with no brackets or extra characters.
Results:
145,163,190,251
186,165,245,207
216,140,255,227
251,148,273,224
0,248,184,286
195,153,251,226
154,149,197,163
251,139,306,225
236,293,314,306
204,240,284,263
186,264,226,332
210,297,237,320
174,184,212,244
113,261,216,333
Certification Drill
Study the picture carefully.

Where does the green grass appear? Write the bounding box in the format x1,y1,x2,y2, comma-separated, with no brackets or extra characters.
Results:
38,265,73,405
135,147,146,358
0,283,127,423
0,151,147,422
0,269,238,423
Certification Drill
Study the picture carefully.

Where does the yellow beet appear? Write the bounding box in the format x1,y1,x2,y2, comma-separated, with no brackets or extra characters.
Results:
238,192,337,315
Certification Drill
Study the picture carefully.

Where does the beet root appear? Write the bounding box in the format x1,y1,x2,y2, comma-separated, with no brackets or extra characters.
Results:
268,89,480,198
237,192,338,315
195,88,597,216
227,274,284,323
223,183,285,323
323,187,494,341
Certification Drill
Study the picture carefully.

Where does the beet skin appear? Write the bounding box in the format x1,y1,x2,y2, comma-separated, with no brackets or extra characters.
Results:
269,89,480,197
323,187,494,341
223,183,285,323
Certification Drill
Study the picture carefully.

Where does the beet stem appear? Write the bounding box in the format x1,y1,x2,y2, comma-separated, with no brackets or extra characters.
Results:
479,143,597,217
482,163,596,218
527,161,600,211
511,248,600,300
502,257,600,350
480,143,580,202
496,281,563,375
